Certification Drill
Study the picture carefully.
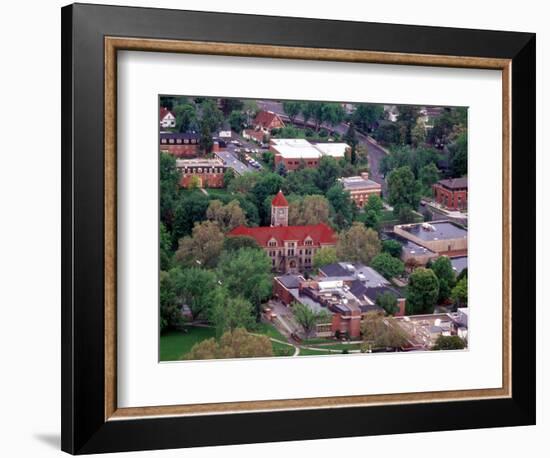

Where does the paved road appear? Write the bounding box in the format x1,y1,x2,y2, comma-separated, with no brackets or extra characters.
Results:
215,148,257,175
257,100,388,192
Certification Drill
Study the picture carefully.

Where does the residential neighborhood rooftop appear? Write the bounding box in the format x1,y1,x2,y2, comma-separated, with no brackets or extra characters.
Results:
451,256,468,274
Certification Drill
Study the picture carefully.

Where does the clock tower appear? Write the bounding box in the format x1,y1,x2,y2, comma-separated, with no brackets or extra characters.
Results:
271,190,289,227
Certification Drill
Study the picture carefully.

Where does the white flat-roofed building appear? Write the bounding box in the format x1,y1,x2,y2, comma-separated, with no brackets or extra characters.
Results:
270,138,350,171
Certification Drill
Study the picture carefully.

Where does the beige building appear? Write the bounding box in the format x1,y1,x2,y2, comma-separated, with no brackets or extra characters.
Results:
393,221,467,256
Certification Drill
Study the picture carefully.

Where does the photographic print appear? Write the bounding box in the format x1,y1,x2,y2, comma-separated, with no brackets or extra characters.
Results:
159,96,468,362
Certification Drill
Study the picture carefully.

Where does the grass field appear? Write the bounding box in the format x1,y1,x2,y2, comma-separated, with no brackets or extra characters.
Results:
298,348,336,356
159,326,217,361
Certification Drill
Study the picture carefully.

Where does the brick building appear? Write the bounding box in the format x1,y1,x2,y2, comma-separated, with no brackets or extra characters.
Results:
160,132,201,157
432,177,468,210
340,172,382,208
228,191,337,273
270,139,350,171
253,110,285,131
176,158,226,188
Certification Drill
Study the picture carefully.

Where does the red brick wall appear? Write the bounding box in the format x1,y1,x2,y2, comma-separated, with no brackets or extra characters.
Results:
180,172,224,188
273,279,295,305
433,184,468,210
161,144,199,158
274,154,320,171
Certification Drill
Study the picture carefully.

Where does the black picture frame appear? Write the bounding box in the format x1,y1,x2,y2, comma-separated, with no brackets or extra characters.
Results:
61,3,536,454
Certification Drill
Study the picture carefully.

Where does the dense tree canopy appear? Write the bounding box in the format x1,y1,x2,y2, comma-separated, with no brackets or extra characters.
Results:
175,221,225,269
217,248,272,319
387,166,421,221
313,246,338,270
406,267,440,315
430,256,456,303
184,328,273,360
336,223,381,265
361,312,408,350
371,252,405,279
432,335,466,351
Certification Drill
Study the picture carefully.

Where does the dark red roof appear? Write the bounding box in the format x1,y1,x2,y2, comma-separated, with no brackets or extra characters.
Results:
253,110,284,129
160,107,174,120
271,190,289,207
228,223,337,247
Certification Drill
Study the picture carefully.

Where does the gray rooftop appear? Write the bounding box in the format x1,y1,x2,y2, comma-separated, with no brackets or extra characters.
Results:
275,274,304,289
386,233,437,257
400,221,467,242
319,262,389,288
341,176,381,190
450,256,468,274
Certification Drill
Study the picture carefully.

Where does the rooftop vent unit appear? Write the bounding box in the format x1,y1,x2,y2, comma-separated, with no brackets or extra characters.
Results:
345,263,355,271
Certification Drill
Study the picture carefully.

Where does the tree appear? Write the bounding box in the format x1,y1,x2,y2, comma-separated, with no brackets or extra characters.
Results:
360,312,409,350
184,328,273,360
375,291,399,316
227,171,260,194
223,235,260,253
223,168,236,188
430,256,456,302
418,162,440,196
217,248,272,320
406,267,440,314
451,276,468,306
316,156,342,192
159,153,180,226
352,104,384,132
301,101,316,126
160,223,173,271
283,168,322,195
160,270,185,332
288,195,330,226
199,99,224,132
361,194,384,228
282,101,302,123
343,123,359,160
199,123,214,153
228,110,246,132
211,295,255,337
322,103,345,128
292,302,330,338
449,131,468,177
206,199,247,232
336,223,381,265
175,221,225,269
172,191,210,241
169,267,221,321
172,102,196,132
371,252,405,279
275,162,287,177
411,117,427,147
432,335,466,351
387,166,421,221
313,246,338,270
382,239,403,258
326,184,354,230
219,98,244,115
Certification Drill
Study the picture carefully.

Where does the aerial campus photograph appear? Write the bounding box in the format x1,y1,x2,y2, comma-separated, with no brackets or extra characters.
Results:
158,96,469,362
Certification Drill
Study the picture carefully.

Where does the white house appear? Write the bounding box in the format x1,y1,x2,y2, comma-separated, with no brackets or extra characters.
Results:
160,107,176,128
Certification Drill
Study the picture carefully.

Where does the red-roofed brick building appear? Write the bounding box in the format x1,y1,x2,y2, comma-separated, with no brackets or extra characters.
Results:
432,177,468,210
228,191,336,273
253,110,285,131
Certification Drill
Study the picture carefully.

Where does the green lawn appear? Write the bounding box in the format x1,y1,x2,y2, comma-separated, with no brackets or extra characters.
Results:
313,343,363,351
298,348,336,356
254,322,288,341
203,188,234,200
301,337,335,345
159,326,217,361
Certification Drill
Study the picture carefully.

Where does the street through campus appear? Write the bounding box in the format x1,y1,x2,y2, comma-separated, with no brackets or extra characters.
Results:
257,99,389,188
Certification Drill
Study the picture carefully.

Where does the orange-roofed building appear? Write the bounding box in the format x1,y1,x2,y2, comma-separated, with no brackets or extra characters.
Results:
228,191,336,273
252,110,285,131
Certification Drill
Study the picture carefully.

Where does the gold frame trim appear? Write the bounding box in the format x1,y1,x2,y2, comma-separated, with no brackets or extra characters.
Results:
104,37,512,421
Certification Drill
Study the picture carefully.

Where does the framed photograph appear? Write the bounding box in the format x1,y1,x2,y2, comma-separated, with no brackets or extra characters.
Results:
61,3,536,454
